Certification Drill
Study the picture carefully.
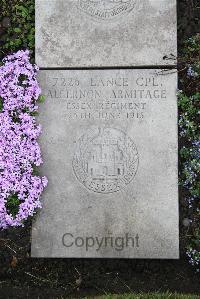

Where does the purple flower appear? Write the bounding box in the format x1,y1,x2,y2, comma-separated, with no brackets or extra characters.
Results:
0,50,47,229
187,66,198,78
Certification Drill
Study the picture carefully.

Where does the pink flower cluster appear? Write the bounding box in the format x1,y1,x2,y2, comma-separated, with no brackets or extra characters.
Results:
0,50,47,229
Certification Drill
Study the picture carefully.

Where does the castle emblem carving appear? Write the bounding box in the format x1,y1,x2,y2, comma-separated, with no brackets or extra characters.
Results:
73,127,139,193
77,0,136,21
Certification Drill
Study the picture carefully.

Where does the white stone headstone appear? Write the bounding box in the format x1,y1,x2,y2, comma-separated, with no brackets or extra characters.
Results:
31,69,179,258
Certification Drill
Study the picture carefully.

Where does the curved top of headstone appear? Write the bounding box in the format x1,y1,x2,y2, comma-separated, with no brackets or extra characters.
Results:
35,0,177,68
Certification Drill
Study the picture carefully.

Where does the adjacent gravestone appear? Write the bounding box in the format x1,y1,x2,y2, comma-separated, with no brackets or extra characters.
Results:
35,0,177,68
31,69,179,258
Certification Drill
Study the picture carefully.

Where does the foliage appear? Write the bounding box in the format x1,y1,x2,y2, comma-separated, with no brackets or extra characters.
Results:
177,0,200,43
0,0,35,60
0,50,47,229
5,193,20,217
178,34,200,272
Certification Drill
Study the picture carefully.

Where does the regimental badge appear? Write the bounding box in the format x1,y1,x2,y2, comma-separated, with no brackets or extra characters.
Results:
73,127,139,193
77,0,136,21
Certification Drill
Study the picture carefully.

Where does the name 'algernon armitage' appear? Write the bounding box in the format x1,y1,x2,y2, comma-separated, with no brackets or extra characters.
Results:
62,232,140,252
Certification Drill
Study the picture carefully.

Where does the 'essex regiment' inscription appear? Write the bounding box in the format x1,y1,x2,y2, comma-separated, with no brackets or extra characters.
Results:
73,127,139,193
77,0,136,21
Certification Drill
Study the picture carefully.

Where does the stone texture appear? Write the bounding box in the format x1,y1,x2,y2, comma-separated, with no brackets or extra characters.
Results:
31,69,179,258
35,0,177,68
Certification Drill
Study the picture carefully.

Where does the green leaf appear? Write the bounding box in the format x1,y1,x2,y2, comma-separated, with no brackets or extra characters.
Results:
6,194,20,217
30,111,39,116
14,28,21,33
38,95,46,103
0,97,3,112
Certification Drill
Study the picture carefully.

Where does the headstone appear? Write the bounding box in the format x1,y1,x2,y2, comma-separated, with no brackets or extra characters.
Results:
31,69,179,258
35,0,177,68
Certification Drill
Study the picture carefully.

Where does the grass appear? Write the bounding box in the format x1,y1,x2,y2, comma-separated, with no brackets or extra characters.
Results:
83,293,199,299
